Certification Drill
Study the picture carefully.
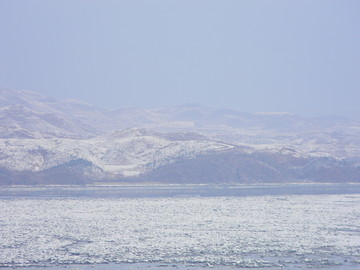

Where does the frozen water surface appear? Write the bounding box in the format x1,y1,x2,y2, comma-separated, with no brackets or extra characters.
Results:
0,185,360,269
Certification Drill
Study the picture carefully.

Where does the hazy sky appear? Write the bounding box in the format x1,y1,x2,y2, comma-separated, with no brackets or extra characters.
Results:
0,1,359,119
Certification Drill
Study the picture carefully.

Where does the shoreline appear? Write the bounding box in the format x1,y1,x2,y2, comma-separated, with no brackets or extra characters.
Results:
1,183,360,199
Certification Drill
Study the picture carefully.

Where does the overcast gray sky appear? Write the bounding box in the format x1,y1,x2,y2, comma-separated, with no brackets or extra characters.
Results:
0,0,359,119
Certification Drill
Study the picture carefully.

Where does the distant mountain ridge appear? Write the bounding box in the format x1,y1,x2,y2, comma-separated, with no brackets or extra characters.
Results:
0,86,359,185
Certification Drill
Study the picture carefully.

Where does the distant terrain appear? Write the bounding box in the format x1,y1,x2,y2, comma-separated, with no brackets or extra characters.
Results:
0,86,359,185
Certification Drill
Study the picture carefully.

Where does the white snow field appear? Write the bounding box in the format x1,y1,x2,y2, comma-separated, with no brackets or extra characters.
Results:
1,192,360,269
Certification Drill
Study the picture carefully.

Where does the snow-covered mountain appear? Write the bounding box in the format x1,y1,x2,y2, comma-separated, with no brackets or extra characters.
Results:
0,86,359,185
0,87,101,138
2,86,359,159
0,128,233,177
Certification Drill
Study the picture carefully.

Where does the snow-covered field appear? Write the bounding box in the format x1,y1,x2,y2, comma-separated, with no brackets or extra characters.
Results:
1,187,360,269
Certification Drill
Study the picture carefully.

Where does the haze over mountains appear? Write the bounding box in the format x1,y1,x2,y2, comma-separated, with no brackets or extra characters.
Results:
0,86,359,185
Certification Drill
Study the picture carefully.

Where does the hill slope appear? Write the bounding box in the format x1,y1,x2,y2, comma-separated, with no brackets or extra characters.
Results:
0,86,359,185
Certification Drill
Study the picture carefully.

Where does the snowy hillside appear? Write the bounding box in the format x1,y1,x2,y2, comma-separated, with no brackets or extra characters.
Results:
0,86,359,184
2,86,359,159
0,128,234,180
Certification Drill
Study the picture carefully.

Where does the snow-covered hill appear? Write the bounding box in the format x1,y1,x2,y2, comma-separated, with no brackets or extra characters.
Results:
0,128,234,179
2,86,359,159
0,86,359,184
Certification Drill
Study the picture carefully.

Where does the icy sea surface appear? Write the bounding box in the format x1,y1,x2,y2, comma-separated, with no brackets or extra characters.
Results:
1,184,360,270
